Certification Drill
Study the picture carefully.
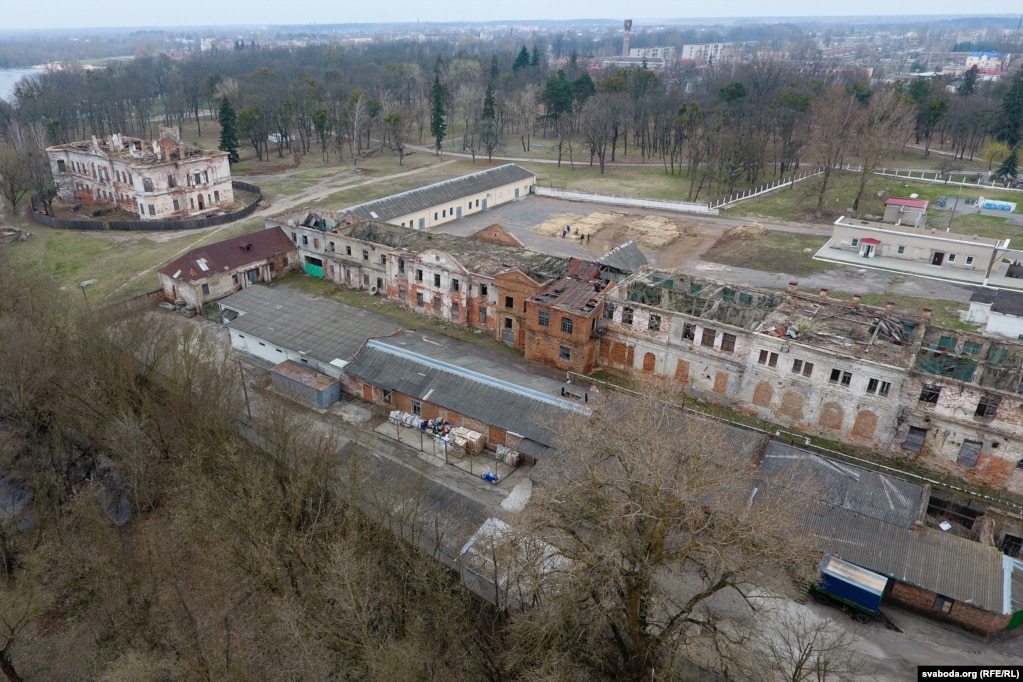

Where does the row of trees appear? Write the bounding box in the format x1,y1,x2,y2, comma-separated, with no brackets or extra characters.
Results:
0,255,867,681
2,39,1022,215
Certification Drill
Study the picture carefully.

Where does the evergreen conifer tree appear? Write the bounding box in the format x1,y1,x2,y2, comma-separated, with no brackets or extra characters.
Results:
218,97,240,164
430,76,447,154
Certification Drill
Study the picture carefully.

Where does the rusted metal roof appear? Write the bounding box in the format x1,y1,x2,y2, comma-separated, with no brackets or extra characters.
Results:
271,360,338,391
158,226,295,283
886,197,930,210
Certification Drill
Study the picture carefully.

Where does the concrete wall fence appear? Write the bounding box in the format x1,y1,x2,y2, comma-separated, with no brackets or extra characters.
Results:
534,186,719,215
32,180,262,231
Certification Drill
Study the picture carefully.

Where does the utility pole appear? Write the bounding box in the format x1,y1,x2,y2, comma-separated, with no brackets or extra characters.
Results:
237,359,252,421
947,184,963,232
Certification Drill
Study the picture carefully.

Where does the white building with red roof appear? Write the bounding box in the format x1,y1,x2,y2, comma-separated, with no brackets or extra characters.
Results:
883,197,929,227
157,226,297,308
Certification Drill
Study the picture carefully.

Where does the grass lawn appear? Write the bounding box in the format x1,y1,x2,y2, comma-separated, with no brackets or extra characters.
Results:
701,231,832,277
2,217,266,304
727,169,1023,229
525,162,696,202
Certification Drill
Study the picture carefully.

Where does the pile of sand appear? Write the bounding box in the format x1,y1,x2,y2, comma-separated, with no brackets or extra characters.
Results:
624,215,685,249
532,212,610,238
723,222,767,240
531,211,685,249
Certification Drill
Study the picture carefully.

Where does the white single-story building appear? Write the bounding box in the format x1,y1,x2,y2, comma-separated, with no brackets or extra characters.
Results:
337,164,536,231
967,288,1023,338
828,216,1010,281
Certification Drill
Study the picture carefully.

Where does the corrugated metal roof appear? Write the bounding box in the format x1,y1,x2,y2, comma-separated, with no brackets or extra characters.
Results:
800,504,1007,613
759,442,924,529
158,226,295,283
758,442,1009,614
339,164,535,222
345,334,586,448
219,285,400,366
597,240,648,273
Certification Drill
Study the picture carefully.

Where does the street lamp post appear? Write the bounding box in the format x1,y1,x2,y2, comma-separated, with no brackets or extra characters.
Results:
80,279,98,306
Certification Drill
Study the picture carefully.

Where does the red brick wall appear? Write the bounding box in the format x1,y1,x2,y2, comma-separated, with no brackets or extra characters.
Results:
674,359,690,387
889,581,1010,635
819,402,844,431
778,390,804,420
851,410,878,441
753,381,773,407
523,301,600,373
494,271,541,349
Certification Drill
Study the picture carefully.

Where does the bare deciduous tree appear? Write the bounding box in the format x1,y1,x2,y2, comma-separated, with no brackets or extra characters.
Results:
503,387,820,681
809,86,860,219
851,90,914,214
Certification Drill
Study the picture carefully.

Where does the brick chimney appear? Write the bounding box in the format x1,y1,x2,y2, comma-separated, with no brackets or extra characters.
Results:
921,307,933,321
788,281,798,294
819,288,829,298
852,294,861,305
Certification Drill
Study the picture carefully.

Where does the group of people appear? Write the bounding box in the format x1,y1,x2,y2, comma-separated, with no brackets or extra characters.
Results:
560,225,590,243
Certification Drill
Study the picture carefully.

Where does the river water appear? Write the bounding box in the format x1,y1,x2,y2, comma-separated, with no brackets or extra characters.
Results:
0,66,45,101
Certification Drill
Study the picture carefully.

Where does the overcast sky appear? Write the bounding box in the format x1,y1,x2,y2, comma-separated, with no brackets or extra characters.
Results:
3,1,996,31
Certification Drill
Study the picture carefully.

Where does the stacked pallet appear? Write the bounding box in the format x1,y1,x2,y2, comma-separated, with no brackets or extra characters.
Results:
452,426,486,455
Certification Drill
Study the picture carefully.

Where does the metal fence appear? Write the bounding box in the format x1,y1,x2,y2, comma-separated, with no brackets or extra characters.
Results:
31,180,262,231
709,167,824,209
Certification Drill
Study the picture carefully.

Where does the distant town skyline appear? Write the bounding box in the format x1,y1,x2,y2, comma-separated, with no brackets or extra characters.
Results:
4,0,1008,32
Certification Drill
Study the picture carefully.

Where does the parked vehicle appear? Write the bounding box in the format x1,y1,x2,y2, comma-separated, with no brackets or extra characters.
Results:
811,555,901,631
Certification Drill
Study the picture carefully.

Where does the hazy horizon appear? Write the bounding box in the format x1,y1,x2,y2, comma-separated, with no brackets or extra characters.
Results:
5,0,1015,32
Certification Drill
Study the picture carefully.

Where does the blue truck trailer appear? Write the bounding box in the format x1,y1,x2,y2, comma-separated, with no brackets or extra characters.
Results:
811,556,901,631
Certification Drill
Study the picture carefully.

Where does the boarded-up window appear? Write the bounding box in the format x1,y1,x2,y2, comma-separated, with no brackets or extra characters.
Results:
957,440,982,467
700,328,716,347
720,333,736,352
903,426,927,452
